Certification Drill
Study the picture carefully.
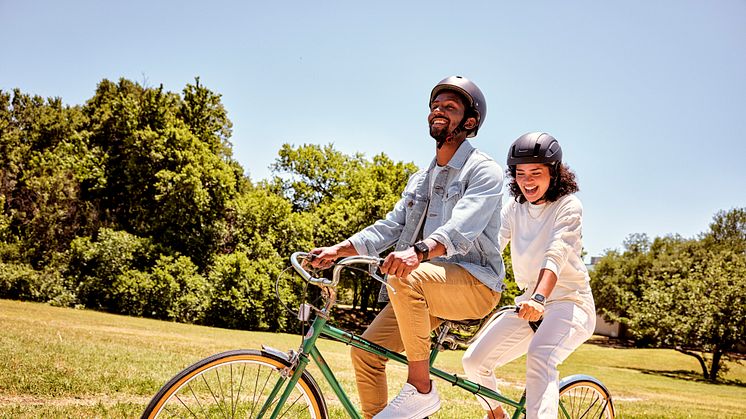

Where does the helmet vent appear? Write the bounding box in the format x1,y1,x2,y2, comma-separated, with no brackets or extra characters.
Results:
506,132,563,167
533,142,542,157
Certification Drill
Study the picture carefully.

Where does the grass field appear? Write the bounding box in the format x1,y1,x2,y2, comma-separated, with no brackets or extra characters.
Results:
1,299,745,418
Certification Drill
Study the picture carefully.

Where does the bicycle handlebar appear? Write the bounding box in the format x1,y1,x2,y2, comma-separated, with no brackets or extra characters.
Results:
290,252,395,293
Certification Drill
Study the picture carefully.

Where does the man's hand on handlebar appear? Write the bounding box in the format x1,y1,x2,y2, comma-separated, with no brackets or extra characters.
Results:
308,241,358,269
381,247,420,279
308,247,340,269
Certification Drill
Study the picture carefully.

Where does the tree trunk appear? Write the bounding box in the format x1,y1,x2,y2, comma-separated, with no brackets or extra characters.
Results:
675,346,710,380
352,277,360,309
709,346,723,382
360,281,373,312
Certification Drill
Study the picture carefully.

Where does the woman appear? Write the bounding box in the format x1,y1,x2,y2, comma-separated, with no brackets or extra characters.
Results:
462,132,596,419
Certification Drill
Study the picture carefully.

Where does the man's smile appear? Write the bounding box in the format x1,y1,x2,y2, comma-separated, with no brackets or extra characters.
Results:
430,117,449,127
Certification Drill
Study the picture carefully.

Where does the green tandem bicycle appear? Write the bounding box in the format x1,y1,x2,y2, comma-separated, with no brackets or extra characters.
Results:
142,252,615,418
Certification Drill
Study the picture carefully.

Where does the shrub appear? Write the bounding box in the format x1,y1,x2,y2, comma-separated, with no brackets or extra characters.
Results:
0,262,72,304
146,255,210,323
66,228,157,311
206,251,296,331
106,256,209,322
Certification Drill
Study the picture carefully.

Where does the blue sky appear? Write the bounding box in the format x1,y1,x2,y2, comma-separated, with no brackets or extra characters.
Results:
1,0,745,258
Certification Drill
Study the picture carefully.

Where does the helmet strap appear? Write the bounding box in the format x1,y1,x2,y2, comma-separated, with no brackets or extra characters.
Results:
437,116,469,149
530,196,547,205
438,125,462,149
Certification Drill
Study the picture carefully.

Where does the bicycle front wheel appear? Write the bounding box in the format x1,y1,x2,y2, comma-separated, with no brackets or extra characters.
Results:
142,349,328,419
558,374,615,419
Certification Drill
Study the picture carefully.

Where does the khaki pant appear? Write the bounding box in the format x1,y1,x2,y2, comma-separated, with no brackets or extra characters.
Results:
351,262,501,418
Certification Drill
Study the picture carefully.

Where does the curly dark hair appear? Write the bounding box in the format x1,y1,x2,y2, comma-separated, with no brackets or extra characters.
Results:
507,162,579,204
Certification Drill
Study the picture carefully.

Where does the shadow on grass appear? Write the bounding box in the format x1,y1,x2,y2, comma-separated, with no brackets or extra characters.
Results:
586,336,636,349
625,367,746,387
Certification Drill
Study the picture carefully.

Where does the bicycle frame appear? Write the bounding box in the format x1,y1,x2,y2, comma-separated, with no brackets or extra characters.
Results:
256,252,613,419
262,310,527,419
144,253,612,419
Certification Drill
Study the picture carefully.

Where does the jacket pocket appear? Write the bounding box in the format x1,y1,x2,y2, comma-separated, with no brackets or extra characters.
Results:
444,182,465,202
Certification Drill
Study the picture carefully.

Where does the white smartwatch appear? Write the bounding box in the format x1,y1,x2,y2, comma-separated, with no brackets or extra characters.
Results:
530,293,546,305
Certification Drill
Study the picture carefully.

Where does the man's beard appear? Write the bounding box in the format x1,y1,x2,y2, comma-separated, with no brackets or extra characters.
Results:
429,121,450,143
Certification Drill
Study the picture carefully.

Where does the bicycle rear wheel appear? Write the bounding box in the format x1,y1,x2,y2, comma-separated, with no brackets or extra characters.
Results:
142,349,328,419
558,374,615,419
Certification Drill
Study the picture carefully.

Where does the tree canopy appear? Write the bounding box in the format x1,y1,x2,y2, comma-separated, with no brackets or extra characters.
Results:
591,208,746,381
0,79,415,331
2,79,743,374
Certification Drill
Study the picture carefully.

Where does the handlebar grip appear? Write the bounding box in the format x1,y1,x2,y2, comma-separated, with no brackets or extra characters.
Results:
291,252,392,292
291,252,332,285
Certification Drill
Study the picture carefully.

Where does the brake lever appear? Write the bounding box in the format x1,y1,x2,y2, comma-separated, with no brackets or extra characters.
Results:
368,259,396,295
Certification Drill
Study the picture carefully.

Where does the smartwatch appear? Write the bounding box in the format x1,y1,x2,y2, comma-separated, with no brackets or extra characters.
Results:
530,293,546,305
413,241,430,262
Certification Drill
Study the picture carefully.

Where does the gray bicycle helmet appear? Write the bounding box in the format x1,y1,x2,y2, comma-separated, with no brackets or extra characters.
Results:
506,132,562,167
429,76,486,137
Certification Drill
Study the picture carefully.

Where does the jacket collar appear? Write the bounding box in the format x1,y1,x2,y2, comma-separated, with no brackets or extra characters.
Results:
428,140,475,171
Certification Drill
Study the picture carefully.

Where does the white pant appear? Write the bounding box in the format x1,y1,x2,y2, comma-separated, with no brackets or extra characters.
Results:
462,298,595,419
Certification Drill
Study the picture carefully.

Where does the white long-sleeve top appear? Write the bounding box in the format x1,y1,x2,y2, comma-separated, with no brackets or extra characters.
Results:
499,194,592,303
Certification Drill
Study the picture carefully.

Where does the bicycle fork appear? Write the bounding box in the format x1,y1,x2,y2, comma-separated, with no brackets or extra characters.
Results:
258,312,328,419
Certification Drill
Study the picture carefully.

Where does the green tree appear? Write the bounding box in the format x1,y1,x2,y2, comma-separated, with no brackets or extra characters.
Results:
0,195,10,243
83,78,245,268
271,144,417,310
66,228,159,311
229,186,314,260
0,89,102,266
702,207,746,253
591,209,746,381
499,246,520,306
631,239,745,381
270,143,364,211
590,233,653,325
65,228,210,322
206,250,301,331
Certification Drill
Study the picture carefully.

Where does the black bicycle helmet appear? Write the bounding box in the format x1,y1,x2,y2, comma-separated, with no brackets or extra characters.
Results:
506,132,562,167
429,76,486,138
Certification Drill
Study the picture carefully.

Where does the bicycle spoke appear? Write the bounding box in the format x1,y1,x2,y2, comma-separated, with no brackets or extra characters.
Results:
200,372,228,418
250,363,274,417
279,393,311,418
233,363,247,418
188,381,209,417
162,403,184,419
176,388,200,418
229,364,235,418
215,368,228,417
560,381,613,419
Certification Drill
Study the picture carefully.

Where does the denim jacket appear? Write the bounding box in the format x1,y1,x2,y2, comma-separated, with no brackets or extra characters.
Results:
348,140,506,300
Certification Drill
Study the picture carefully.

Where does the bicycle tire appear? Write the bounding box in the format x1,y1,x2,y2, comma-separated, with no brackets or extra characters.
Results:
141,349,328,419
558,374,615,419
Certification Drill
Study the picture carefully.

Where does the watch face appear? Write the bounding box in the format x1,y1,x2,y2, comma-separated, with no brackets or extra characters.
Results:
532,293,545,303
414,242,429,260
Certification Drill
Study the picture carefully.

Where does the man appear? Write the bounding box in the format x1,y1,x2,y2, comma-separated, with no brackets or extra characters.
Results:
310,76,505,419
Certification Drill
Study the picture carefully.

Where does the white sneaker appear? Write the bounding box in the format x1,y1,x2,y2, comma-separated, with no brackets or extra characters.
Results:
373,381,441,419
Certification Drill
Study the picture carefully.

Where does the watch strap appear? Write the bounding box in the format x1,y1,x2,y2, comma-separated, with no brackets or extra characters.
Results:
530,293,546,305
413,241,430,262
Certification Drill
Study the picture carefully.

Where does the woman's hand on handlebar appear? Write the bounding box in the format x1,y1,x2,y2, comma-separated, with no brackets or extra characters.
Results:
517,300,545,322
